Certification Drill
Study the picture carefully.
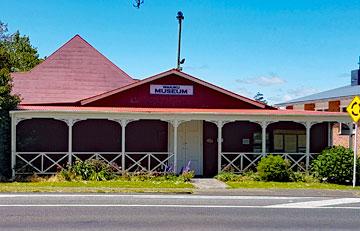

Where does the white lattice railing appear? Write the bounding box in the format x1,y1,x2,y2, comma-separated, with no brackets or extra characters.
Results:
220,152,319,173
15,152,69,174
72,152,123,172
271,153,319,171
220,152,263,173
15,152,175,175
124,152,174,172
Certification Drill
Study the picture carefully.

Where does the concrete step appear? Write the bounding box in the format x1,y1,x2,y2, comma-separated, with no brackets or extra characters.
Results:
191,178,228,189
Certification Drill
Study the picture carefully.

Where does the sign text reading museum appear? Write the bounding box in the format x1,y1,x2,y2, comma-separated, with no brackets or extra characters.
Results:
150,85,194,95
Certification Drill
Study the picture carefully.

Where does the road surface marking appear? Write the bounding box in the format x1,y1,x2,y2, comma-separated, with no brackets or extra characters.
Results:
267,198,360,208
0,204,359,209
0,194,314,200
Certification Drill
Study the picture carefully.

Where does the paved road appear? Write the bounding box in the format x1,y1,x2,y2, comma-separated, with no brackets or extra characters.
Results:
0,194,360,230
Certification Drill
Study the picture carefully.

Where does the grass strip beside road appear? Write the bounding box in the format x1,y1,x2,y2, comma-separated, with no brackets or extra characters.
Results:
227,181,360,190
0,181,194,193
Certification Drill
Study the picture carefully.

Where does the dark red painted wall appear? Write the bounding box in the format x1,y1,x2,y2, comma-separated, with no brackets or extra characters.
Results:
266,121,329,153
126,120,168,152
267,121,305,131
222,121,261,152
86,74,261,109
17,119,68,152
203,121,218,177
73,119,121,152
310,122,329,153
18,119,169,153
267,122,305,153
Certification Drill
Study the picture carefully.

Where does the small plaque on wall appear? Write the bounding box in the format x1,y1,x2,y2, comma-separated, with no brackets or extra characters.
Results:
206,138,214,144
242,139,250,145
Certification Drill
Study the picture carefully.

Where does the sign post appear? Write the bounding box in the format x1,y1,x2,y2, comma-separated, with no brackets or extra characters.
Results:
346,96,360,187
353,123,358,187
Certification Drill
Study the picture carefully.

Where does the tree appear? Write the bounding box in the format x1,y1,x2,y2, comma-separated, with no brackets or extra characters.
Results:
254,92,268,105
0,21,41,178
1,31,42,72
0,21,10,41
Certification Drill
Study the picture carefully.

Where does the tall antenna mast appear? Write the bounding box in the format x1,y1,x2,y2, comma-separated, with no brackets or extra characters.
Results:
176,11,185,71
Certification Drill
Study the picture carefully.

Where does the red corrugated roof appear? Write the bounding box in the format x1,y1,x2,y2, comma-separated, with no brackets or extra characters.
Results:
12,35,135,105
15,105,347,116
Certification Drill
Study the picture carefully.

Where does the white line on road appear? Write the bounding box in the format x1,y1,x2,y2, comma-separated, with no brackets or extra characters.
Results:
0,194,315,200
0,204,359,209
267,198,360,208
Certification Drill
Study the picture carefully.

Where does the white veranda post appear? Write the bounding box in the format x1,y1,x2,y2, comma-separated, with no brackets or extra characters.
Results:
65,119,77,165
120,119,127,173
59,118,79,166
11,115,16,179
261,121,268,156
217,121,223,173
173,120,179,174
305,121,312,171
328,122,333,146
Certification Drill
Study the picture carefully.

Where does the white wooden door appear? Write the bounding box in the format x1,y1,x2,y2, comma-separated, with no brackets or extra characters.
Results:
177,121,203,175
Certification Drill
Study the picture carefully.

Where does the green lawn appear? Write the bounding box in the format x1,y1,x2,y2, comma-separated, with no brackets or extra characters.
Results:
226,181,360,190
0,180,194,193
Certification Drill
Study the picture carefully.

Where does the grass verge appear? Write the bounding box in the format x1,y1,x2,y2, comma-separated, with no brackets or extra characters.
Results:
0,181,194,193
227,181,360,190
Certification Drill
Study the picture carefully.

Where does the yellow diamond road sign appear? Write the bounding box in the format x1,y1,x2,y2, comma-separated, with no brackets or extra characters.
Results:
347,96,360,123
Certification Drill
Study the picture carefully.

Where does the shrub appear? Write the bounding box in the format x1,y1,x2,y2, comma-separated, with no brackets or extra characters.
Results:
60,159,117,181
177,160,195,182
242,171,261,181
179,170,195,182
127,171,178,182
290,172,319,183
257,155,292,182
311,146,360,184
215,172,241,182
215,171,260,182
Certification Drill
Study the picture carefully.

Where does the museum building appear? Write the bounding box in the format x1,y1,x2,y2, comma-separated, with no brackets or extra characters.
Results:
10,35,351,178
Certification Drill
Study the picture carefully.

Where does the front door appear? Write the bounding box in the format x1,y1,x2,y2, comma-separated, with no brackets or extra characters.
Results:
177,120,203,175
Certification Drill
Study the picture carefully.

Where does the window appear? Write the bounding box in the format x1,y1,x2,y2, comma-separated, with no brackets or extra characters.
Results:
338,123,355,135
272,131,306,153
252,133,269,153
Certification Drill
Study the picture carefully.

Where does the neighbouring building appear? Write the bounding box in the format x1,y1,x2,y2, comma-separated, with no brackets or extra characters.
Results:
9,35,351,178
276,66,360,154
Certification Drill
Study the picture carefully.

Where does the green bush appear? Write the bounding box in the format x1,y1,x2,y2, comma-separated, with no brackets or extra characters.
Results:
215,172,241,182
242,171,262,181
257,155,292,182
290,172,319,183
311,146,359,184
179,170,195,182
215,171,261,182
59,159,194,182
60,159,117,181
127,171,179,182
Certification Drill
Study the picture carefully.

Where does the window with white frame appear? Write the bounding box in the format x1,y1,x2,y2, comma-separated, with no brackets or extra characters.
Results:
338,123,355,135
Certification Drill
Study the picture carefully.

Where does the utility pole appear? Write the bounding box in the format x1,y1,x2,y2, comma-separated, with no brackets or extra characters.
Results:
176,11,185,71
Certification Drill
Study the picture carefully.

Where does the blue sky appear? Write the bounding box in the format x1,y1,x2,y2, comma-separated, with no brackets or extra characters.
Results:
2,0,360,104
